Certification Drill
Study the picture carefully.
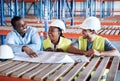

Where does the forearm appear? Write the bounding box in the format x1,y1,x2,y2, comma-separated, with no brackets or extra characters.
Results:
25,44,41,52
7,44,23,53
68,45,84,55
100,49,120,57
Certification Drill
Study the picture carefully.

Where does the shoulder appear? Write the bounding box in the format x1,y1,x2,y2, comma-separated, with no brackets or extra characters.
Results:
43,38,50,43
27,26,37,33
96,35,105,40
104,38,116,50
104,38,111,44
7,30,17,37
61,37,71,42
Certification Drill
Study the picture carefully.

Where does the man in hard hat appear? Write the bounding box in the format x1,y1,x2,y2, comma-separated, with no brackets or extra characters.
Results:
43,19,71,52
5,16,41,58
68,16,120,56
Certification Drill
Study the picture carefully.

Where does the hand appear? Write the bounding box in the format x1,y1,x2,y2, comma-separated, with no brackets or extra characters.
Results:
92,49,101,56
56,48,64,52
83,49,94,56
44,48,54,51
22,46,38,58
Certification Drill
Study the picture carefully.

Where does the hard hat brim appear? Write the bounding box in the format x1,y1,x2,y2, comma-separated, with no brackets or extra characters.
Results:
79,24,89,30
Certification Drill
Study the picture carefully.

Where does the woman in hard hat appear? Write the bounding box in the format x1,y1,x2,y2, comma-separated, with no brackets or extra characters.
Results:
68,16,120,56
5,16,41,58
43,19,71,52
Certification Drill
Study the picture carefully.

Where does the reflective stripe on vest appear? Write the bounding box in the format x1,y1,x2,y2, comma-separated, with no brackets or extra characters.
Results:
43,37,71,52
78,35,105,52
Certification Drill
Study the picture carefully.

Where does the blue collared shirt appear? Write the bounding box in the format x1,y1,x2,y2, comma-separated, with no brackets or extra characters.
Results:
5,26,41,53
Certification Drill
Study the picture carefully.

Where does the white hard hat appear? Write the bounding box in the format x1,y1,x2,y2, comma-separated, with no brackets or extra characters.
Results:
0,45,14,59
79,16,101,31
50,19,66,31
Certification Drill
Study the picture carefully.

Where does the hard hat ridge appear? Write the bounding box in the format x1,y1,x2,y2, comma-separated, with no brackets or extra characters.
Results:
50,19,66,31
79,16,101,32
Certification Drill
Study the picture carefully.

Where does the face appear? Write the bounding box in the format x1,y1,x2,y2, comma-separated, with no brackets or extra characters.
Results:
14,19,27,34
82,29,92,39
48,26,60,43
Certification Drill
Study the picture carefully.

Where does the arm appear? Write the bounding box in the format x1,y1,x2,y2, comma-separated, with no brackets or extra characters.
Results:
68,44,85,55
101,39,120,56
93,39,120,56
5,32,24,53
25,31,41,52
100,49,120,56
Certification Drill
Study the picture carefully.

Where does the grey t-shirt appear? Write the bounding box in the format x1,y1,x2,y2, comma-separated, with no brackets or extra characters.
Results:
72,38,116,51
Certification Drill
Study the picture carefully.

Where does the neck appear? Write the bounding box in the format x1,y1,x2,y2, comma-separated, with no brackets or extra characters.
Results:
19,32,25,37
51,36,60,45
88,34,97,42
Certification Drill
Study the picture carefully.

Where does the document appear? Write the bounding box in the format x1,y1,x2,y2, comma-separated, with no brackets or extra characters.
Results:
12,51,89,63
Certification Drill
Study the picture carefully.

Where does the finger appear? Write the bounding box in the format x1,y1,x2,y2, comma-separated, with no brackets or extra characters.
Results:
31,53,38,58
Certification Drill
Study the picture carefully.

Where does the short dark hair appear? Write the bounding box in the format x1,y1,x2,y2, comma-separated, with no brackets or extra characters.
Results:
11,16,22,28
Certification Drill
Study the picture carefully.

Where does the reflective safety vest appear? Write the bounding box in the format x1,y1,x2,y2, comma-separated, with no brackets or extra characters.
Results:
78,35,105,52
43,37,71,52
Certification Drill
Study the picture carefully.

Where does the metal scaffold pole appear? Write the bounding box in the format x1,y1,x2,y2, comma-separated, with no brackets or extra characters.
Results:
62,0,65,22
85,0,89,17
90,0,93,16
93,0,96,16
21,0,25,18
107,0,111,16
111,0,114,16
0,0,5,44
39,0,43,21
100,1,105,19
14,0,18,16
10,0,14,18
44,0,48,32
58,0,61,19
70,0,74,25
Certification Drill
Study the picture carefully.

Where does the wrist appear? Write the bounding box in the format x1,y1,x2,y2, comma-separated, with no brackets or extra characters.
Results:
22,46,27,52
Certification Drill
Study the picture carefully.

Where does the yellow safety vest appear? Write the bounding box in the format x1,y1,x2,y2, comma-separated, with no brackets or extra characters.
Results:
43,37,71,52
78,35,105,52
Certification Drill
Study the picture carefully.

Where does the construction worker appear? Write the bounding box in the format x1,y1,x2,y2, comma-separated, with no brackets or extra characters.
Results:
43,19,71,52
5,16,41,58
68,16,120,57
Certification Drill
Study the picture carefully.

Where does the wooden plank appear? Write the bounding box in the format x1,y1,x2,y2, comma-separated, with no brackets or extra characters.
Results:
114,30,119,35
105,30,112,35
75,57,100,81
100,30,108,35
0,60,13,67
106,56,120,81
1,62,30,76
47,63,74,81
90,57,110,81
0,61,21,72
61,62,86,81
97,29,104,34
11,63,40,78
110,30,116,35
22,63,51,79
33,63,63,81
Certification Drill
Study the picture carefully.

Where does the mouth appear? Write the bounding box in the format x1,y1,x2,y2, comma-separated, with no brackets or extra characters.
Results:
83,35,88,39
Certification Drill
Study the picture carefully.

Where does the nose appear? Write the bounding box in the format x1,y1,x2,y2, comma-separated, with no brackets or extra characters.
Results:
22,24,27,29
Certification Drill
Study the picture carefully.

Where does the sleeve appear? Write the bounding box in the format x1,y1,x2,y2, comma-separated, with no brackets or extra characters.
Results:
104,38,116,51
5,32,24,53
25,28,41,52
71,39,79,48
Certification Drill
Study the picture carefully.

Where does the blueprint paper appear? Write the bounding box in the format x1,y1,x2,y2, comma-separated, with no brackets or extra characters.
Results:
12,51,89,63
